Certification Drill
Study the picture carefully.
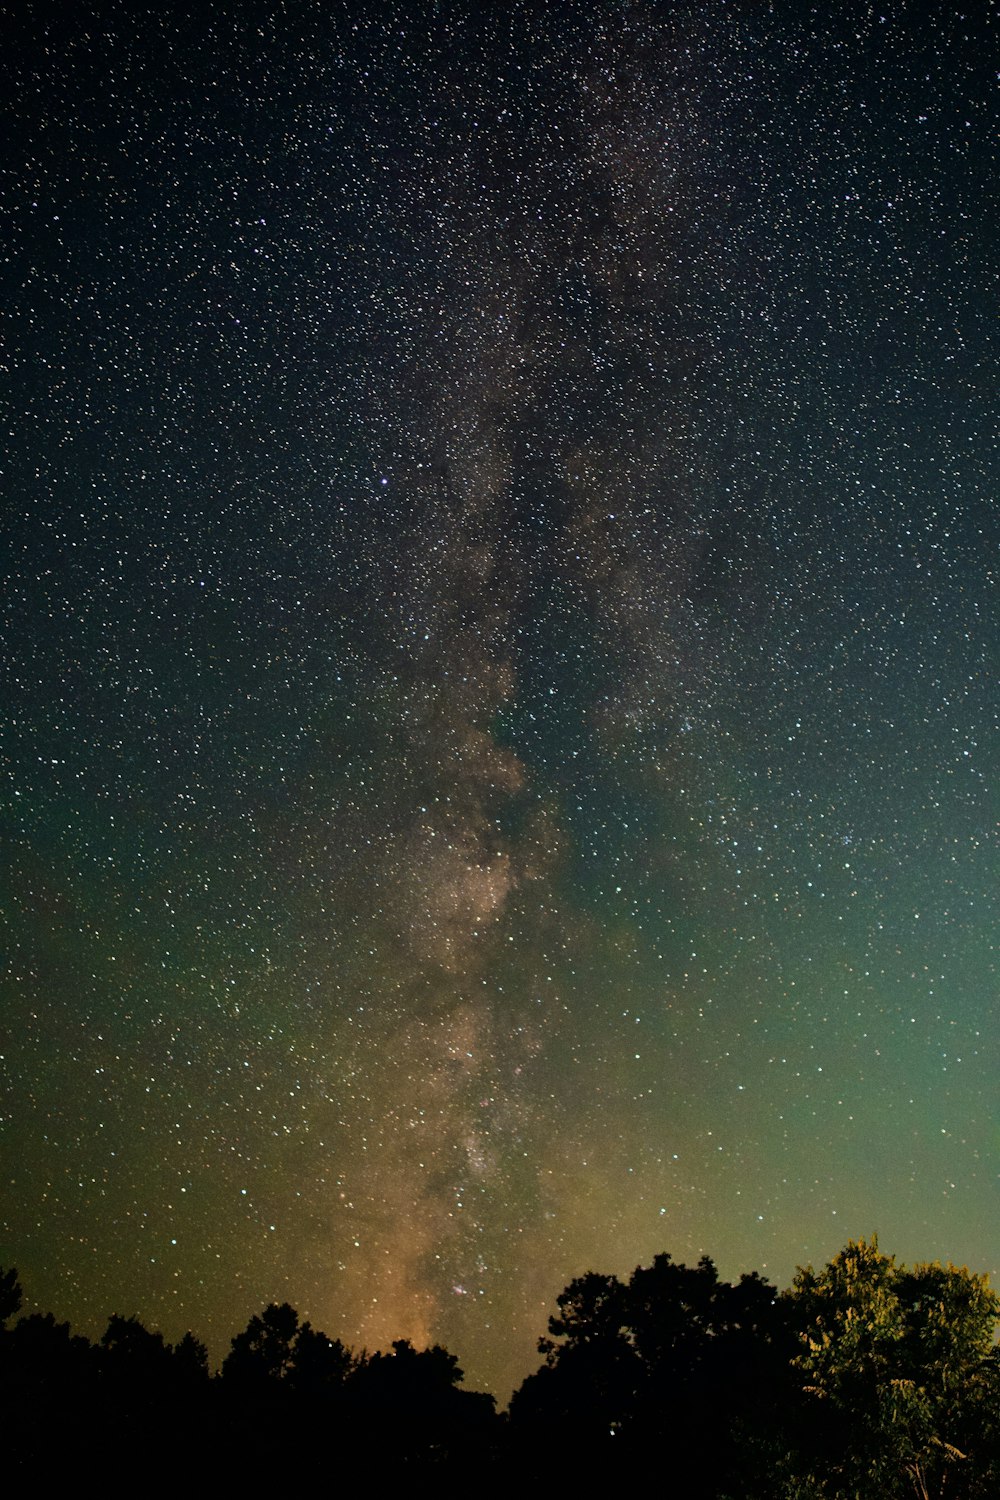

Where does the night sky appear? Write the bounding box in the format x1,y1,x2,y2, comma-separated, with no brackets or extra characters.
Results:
2,0,996,1399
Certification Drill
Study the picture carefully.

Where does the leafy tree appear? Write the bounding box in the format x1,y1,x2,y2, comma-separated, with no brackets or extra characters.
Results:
286,1321,353,1394
1,1308,97,1475
542,1270,631,1355
171,1328,210,1385
222,1302,354,1408
101,1312,173,1385
511,1252,793,1493
222,1301,300,1390
514,1270,638,1434
348,1339,496,1466
786,1237,1000,1498
5,1309,93,1388
352,1338,465,1405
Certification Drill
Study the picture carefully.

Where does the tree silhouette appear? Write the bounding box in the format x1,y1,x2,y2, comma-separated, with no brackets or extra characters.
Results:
101,1312,173,1388
222,1301,300,1389
514,1270,638,1436
286,1321,353,1394
511,1252,795,1493
1,1309,96,1476
353,1338,463,1400
0,1267,22,1328
0,1243,996,1489
171,1328,210,1385
348,1339,497,1468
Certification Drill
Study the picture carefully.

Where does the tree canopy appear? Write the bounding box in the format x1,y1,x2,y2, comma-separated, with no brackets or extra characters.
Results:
1,1241,997,1493
788,1237,1000,1498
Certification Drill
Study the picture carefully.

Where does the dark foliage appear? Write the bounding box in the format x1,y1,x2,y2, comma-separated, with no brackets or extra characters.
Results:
508,1252,799,1493
1,1241,997,1493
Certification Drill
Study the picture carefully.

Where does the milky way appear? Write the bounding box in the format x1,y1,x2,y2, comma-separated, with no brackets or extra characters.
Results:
2,1,995,1397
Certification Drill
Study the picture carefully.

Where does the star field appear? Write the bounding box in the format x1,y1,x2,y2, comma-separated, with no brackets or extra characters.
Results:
1,1,996,1398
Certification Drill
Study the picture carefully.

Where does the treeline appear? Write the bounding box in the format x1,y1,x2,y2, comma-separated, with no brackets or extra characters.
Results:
2,1239,998,1495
